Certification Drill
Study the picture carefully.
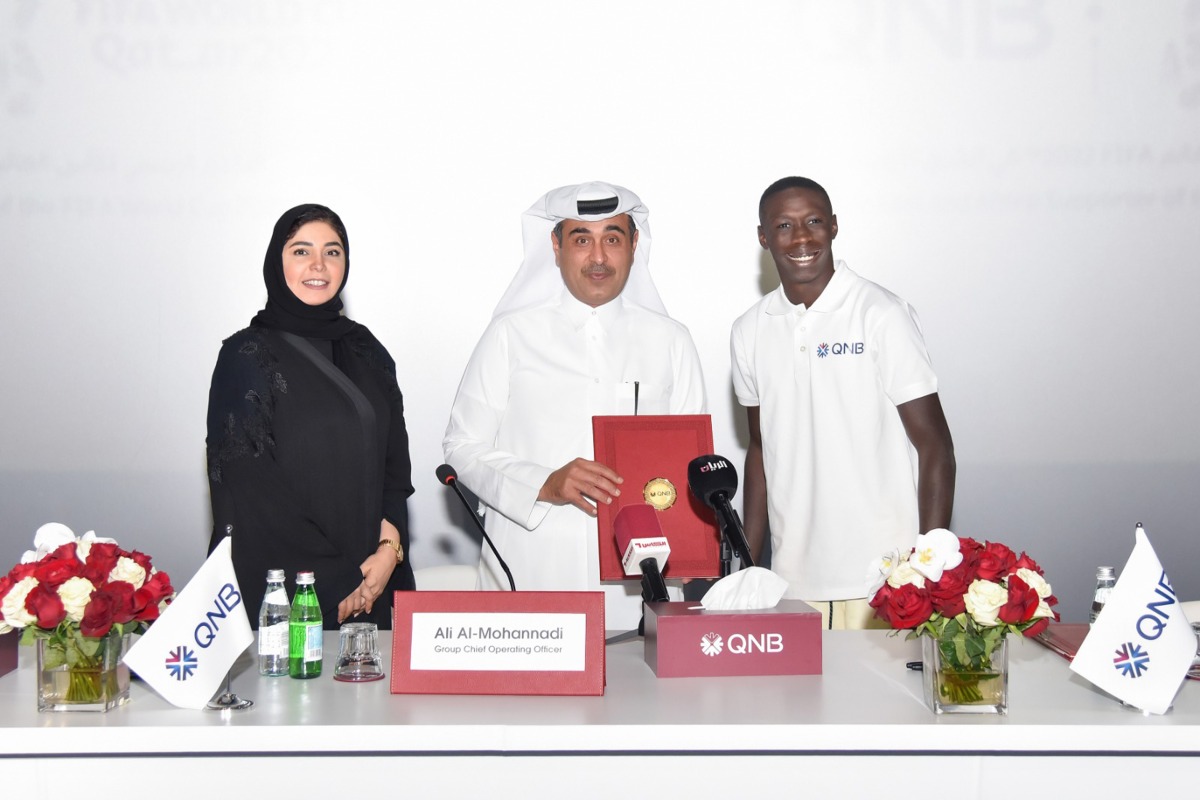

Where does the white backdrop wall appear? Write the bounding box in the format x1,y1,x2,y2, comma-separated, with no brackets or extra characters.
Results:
2,1,1197,622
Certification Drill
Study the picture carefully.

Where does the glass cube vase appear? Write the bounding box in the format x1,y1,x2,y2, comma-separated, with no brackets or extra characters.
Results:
36,631,131,712
922,633,1009,715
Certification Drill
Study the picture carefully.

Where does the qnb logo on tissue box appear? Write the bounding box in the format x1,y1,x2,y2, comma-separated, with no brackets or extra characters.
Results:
697,631,784,657
643,600,822,678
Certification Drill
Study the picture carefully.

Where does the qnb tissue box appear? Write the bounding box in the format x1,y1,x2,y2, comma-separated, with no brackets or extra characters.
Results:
0,633,16,678
644,600,822,678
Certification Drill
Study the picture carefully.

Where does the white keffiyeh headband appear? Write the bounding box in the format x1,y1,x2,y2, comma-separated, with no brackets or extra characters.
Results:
491,181,667,318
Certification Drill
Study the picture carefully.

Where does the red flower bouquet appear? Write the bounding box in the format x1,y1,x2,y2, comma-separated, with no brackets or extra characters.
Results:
0,523,174,706
866,529,1058,708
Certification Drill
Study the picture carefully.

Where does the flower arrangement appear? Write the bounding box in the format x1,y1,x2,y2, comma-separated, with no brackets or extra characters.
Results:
866,529,1058,707
0,523,174,705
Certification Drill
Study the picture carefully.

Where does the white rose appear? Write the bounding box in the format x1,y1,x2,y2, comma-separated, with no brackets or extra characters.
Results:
1032,598,1055,620
108,557,147,590
1,577,40,628
964,579,1008,627
57,576,96,622
1015,568,1052,599
886,561,926,590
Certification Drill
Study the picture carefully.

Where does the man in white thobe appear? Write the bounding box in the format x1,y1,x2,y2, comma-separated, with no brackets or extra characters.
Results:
443,182,707,630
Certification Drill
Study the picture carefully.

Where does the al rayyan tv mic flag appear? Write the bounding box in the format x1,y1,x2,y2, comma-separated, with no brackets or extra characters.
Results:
1069,524,1194,715
123,537,254,709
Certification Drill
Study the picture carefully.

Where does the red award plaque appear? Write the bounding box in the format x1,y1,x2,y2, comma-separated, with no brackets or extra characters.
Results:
592,414,721,581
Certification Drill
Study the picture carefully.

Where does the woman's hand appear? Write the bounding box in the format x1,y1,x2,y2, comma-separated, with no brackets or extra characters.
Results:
337,520,403,623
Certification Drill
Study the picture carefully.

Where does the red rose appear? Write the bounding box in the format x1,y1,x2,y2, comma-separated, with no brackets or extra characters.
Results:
998,574,1041,625
127,550,153,573
31,551,83,588
81,542,121,585
1013,552,1043,575
104,581,137,624
80,592,117,638
24,583,67,628
1022,617,1051,637
877,583,933,629
957,536,983,562
976,541,1017,581
869,583,894,614
7,562,37,581
132,571,173,621
928,561,973,617
47,542,78,562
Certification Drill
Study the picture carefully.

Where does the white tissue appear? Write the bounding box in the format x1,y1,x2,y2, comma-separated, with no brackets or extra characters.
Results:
700,567,789,610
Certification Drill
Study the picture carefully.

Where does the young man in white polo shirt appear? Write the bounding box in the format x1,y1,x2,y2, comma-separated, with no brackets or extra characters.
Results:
730,176,956,629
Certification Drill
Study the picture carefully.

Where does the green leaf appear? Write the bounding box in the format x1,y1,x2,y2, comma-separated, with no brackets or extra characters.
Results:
41,641,68,670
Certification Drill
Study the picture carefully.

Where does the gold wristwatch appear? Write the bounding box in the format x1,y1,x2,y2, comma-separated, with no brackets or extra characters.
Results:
377,538,404,564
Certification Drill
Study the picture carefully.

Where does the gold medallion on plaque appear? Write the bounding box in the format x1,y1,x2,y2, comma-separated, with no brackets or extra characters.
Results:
642,477,677,511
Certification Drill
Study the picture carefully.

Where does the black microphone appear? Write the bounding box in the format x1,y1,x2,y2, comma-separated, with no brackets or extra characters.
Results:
436,464,516,591
687,454,755,569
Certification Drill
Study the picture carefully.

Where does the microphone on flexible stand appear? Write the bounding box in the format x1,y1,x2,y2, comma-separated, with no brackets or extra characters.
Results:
436,464,516,591
613,503,671,638
613,504,671,604
687,454,755,573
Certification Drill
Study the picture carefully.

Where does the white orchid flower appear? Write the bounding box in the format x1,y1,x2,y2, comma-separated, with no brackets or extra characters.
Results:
909,528,963,583
22,522,77,563
21,523,116,564
865,547,902,595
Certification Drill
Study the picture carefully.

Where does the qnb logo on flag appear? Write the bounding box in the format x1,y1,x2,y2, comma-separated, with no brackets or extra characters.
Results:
165,645,199,681
123,537,254,709
1069,524,1195,715
1112,642,1150,678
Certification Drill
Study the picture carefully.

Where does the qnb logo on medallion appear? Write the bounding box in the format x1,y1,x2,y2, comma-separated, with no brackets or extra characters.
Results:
700,632,723,657
816,341,864,359
164,645,199,681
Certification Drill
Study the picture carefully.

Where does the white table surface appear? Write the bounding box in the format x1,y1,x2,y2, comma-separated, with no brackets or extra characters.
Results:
1,628,1197,757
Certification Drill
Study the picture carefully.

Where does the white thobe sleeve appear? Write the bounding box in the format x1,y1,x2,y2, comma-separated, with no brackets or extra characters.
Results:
443,320,554,531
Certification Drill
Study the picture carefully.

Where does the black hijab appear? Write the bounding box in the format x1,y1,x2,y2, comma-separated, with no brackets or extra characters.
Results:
250,204,357,339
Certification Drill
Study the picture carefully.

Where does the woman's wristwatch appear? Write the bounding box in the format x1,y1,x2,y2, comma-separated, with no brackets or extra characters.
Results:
376,538,404,564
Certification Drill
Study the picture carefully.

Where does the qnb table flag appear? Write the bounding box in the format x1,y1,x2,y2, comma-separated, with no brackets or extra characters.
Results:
123,537,254,709
1069,524,1195,714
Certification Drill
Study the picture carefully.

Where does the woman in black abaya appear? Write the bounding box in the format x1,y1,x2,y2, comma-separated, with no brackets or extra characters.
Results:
206,204,414,629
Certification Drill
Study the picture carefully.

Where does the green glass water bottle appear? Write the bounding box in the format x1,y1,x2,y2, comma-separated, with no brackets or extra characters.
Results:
289,571,323,678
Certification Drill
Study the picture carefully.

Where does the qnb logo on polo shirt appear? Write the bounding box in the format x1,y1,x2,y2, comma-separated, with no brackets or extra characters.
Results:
816,341,864,359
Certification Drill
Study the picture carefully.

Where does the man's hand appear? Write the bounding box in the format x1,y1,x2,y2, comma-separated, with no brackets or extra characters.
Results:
538,458,623,516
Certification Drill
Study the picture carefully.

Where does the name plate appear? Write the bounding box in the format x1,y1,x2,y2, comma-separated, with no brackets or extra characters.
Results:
390,591,606,695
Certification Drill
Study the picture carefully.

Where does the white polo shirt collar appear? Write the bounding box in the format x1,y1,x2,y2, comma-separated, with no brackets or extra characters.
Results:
764,260,853,316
